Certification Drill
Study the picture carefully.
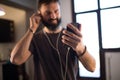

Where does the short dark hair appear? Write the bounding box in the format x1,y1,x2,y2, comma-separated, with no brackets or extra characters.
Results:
38,0,60,9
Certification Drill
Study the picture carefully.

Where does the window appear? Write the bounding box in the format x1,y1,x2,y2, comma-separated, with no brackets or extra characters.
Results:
76,12,100,77
101,8,120,48
100,0,120,8
72,0,120,79
74,0,98,12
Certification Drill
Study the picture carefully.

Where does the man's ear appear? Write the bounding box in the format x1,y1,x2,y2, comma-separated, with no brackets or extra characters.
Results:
37,10,42,17
37,10,41,14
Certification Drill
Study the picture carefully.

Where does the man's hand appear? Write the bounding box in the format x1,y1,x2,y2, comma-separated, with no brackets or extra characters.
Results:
62,23,85,55
29,12,41,33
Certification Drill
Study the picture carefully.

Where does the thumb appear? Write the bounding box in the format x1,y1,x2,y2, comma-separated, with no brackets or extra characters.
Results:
78,23,82,31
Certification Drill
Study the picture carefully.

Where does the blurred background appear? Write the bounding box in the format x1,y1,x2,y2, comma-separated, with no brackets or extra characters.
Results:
0,0,120,80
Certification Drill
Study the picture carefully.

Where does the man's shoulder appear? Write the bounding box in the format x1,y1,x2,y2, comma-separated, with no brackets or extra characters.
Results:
33,30,44,38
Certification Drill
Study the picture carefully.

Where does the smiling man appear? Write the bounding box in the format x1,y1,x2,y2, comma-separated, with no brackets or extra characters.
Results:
10,0,96,80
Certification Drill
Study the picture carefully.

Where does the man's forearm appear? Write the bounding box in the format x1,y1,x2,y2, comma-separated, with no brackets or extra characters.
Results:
10,29,34,65
78,50,96,72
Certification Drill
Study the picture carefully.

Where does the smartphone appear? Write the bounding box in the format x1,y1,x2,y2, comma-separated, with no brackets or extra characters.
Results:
67,22,81,34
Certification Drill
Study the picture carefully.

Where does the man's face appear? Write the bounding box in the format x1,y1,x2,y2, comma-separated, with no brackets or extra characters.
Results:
39,2,61,31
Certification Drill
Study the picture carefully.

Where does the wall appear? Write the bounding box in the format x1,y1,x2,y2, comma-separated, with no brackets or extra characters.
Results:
9,0,37,10
0,3,27,80
0,0,38,60
60,0,72,27
105,52,120,80
0,3,26,60
0,0,37,79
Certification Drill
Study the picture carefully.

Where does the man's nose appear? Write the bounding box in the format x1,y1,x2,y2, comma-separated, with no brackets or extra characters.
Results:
50,13,57,19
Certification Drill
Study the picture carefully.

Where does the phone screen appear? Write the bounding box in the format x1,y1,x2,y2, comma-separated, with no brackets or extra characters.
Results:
67,22,81,34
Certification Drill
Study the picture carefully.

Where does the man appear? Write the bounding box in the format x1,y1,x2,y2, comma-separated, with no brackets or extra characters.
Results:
10,0,96,80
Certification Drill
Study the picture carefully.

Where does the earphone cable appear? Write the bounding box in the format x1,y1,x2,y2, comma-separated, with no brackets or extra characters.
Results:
43,30,70,80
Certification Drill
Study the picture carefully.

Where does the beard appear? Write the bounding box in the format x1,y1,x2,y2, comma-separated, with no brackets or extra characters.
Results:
41,16,61,31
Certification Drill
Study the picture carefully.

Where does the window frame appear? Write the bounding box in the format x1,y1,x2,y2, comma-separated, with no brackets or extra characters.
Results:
71,0,120,80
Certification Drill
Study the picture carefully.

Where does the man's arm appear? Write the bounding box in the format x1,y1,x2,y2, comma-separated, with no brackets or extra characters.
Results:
10,29,34,65
10,13,41,65
76,46,96,72
62,23,96,72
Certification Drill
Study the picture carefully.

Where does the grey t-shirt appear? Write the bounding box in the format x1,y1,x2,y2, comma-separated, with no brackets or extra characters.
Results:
29,30,79,80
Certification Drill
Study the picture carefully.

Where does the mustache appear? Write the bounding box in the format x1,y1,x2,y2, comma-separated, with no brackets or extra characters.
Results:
49,18,58,21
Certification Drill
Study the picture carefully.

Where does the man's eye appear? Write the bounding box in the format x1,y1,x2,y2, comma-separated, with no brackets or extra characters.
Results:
45,11,50,15
55,10,59,13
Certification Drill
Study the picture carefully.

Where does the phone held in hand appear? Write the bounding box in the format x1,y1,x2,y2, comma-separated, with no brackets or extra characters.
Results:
67,22,81,34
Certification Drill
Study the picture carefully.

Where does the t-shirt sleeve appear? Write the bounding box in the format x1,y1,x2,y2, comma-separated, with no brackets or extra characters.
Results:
29,38,35,55
69,48,78,57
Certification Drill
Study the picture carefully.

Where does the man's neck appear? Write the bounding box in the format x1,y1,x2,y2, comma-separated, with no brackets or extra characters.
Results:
43,26,62,33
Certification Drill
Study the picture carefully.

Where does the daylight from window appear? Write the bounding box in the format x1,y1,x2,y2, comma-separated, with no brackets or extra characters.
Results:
101,8,120,48
74,0,98,12
100,0,120,8
73,0,120,78
76,13,100,77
